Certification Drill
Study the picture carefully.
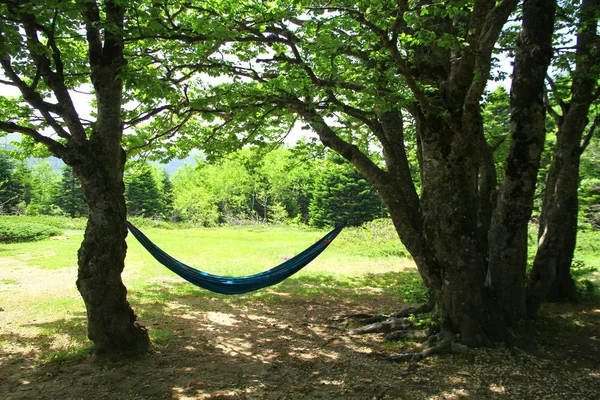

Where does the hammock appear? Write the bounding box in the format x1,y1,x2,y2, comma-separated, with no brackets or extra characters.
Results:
126,221,343,295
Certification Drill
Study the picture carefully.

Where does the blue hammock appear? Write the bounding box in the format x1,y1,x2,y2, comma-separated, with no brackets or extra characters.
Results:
126,221,343,295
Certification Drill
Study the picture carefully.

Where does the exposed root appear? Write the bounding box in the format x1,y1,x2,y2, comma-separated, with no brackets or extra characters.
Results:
332,301,434,326
390,302,434,318
342,301,436,336
375,329,469,362
340,302,471,362
331,313,388,324
384,329,429,341
348,317,413,335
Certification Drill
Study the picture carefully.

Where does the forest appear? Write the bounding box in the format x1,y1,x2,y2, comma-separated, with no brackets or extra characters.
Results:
1,1,600,397
2,86,598,230
0,145,388,227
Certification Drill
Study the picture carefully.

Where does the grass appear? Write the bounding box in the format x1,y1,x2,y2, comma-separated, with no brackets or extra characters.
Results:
1,216,598,371
0,220,416,369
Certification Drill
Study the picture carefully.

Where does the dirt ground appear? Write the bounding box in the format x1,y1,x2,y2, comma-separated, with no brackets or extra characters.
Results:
1,281,599,400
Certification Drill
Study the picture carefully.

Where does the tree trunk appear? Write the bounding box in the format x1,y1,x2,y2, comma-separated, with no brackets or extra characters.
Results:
74,148,150,354
526,0,599,314
486,0,556,332
526,145,581,313
416,112,489,346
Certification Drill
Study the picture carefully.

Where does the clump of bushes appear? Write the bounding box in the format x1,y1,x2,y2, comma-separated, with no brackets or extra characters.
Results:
0,215,87,230
335,218,410,258
0,222,63,243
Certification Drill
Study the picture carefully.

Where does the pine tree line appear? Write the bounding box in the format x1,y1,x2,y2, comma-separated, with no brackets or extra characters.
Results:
0,147,387,227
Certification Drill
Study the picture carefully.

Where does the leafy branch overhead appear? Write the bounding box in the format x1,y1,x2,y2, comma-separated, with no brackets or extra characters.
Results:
1,0,599,354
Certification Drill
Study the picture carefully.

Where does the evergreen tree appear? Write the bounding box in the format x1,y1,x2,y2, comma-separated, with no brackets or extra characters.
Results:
27,160,59,215
13,160,33,210
125,166,165,218
156,167,174,220
0,153,21,214
54,165,87,217
309,155,385,228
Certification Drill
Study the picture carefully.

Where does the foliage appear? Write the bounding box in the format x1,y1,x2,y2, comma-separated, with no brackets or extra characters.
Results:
408,310,441,330
23,161,60,216
0,152,21,213
580,135,600,230
0,221,62,243
54,166,87,218
125,164,168,219
336,219,409,258
482,87,511,181
171,162,242,226
0,215,87,230
309,154,387,228
571,259,599,299
402,277,431,304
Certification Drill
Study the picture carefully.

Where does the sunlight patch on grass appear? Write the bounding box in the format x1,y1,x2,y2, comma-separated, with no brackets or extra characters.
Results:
1,223,418,369
204,312,239,327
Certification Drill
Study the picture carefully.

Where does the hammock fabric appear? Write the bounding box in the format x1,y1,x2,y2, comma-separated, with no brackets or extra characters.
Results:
126,221,343,295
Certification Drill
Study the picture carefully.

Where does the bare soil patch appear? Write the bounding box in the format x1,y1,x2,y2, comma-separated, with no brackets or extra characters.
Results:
2,276,599,399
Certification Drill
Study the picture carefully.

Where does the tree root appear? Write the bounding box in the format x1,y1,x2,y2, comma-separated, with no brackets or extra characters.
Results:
347,316,413,335
339,301,435,336
375,330,469,362
332,301,435,327
339,302,472,361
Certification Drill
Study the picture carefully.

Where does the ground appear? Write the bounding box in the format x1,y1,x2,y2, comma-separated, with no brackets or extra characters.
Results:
1,266,599,399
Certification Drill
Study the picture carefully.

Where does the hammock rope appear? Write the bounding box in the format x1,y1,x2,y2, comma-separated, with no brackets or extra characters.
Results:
126,221,343,295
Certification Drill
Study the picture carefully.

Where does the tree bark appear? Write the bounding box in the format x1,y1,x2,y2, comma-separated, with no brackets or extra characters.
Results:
417,110,490,346
74,148,149,354
526,0,599,315
486,0,556,331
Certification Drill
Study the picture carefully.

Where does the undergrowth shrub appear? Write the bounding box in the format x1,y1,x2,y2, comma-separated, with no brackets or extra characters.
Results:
0,215,87,229
336,218,410,258
0,221,63,243
571,259,599,299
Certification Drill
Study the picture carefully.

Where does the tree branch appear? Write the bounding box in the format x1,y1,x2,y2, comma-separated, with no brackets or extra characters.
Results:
580,115,599,153
543,89,563,124
545,75,570,115
293,101,390,188
17,7,87,141
0,120,67,158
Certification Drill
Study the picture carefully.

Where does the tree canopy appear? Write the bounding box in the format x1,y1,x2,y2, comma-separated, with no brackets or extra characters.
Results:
1,0,598,354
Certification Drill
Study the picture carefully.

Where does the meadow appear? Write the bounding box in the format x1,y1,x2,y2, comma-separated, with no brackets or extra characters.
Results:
1,218,599,399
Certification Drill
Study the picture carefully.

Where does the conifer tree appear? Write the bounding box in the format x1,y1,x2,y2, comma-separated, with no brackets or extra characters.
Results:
309,156,384,228
125,166,165,218
54,165,87,217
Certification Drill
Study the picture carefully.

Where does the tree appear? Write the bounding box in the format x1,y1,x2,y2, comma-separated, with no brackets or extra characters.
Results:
150,0,560,346
242,146,316,223
309,154,385,228
54,165,87,217
171,163,220,225
579,133,600,229
0,152,21,213
26,160,59,215
0,0,241,353
153,166,175,220
125,164,165,218
527,0,600,312
0,0,166,353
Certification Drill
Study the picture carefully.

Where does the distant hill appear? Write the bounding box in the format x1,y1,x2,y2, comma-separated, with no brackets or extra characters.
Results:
1,133,198,175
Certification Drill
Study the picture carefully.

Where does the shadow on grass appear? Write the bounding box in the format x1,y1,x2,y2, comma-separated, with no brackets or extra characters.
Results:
0,314,91,365
135,269,425,304
2,270,600,399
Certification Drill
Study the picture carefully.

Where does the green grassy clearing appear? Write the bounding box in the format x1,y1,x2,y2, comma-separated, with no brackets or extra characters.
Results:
1,219,598,367
0,222,417,364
